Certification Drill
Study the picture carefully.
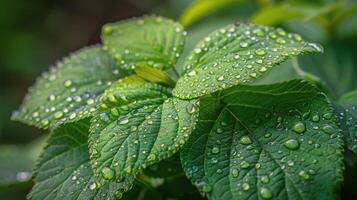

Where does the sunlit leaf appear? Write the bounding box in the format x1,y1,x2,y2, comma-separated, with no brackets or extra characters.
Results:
173,22,323,99
102,15,185,71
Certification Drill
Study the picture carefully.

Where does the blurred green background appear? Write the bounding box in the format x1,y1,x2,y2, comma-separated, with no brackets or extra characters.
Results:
1,0,356,199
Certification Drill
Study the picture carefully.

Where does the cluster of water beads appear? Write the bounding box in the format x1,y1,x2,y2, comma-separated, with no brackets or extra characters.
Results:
14,47,122,129
102,16,186,70
90,85,199,181
188,106,340,199
174,23,322,99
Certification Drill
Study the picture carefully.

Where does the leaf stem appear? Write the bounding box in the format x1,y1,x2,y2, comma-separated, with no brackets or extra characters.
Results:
173,67,181,78
291,57,305,78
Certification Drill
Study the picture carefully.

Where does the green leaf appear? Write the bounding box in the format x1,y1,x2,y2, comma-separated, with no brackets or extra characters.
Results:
134,66,175,87
179,0,248,28
173,22,323,99
89,80,199,182
335,90,357,153
181,80,343,199
12,46,126,129
101,15,185,71
29,119,135,200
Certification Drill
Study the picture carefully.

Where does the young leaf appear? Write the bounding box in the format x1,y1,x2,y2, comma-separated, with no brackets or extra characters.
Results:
134,66,175,87
181,80,343,200
335,90,357,153
101,15,186,71
173,22,323,99
12,46,126,129
29,119,135,200
89,80,199,182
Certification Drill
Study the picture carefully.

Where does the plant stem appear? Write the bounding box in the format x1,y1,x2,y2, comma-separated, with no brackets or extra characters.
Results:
173,67,181,78
291,57,305,78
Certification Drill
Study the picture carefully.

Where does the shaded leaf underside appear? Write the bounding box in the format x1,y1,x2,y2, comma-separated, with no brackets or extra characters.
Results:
89,81,199,182
12,46,125,129
29,120,135,200
181,80,343,200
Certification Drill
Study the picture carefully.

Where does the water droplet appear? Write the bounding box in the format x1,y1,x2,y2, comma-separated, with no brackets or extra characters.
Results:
119,118,129,125
231,168,239,177
242,183,250,191
240,161,250,169
41,119,49,126
284,139,299,150
69,113,77,120
194,48,202,54
292,122,306,134
322,113,332,120
311,114,320,122
299,170,310,180
276,38,286,44
186,103,197,114
124,166,132,174
54,111,64,119
64,80,72,88
147,154,157,162
48,94,56,101
240,42,249,48
87,99,95,105
101,167,115,180
321,124,336,135
261,175,270,184
211,147,220,154
239,136,252,145
89,182,97,190
217,75,225,81
260,187,273,199
201,182,212,193
293,34,302,42
188,70,197,76
255,49,266,56
32,112,39,118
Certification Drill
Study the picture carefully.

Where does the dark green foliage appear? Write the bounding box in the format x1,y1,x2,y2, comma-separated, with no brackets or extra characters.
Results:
12,14,355,200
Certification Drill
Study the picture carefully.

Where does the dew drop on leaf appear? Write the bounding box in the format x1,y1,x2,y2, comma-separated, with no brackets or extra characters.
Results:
260,187,273,199
321,124,336,135
242,183,250,191
89,182,97,190
260,175,270,184
101,167,115,180
211,147,220,154
311,114,320,122
299,170,310,180
240,161,250,169
119,118,129,125
239,136,253,145
147,154,157,162
63,80,72,88
284,139,299,150
292,122,306,134
231,168,239,177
